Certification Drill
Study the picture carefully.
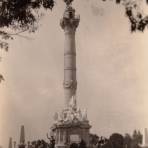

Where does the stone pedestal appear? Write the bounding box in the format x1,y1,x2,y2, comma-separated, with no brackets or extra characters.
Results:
51,119,91,148
51,104,91,148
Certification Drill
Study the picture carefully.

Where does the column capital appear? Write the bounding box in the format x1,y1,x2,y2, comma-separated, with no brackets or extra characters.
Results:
60,6,80,33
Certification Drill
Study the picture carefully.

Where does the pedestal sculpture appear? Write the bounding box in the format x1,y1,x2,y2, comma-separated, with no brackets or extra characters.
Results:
51,1,91,148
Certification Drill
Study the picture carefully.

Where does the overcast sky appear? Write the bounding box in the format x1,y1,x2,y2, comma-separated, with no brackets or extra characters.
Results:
1,0,148,147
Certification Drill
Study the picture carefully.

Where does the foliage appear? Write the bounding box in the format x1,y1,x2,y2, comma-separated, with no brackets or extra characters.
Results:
132,130,142,144
89,130,143,148
29,137,56,148
48,136,55,148
102,0,148,32
30,139,50,148
109,133,124,148
0,30,13,51
130,130,142,148
89,134,99,146
0,0,54,50
0,0,54,28
89,134,108,148
124,133,132,148
0,0,54,82
0,74,4,82
1,0,147,33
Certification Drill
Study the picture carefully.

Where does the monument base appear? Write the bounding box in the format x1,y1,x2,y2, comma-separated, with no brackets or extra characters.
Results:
51,121,91,148
51,106,91,148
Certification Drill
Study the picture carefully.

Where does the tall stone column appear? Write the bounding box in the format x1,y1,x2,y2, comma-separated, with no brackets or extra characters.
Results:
51,2,91,148
60,5,80,107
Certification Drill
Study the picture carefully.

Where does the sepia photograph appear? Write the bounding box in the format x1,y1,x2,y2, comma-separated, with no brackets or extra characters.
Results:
0,0,148,148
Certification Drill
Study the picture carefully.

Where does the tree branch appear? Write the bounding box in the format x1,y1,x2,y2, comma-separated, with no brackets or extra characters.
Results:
0,74,4,83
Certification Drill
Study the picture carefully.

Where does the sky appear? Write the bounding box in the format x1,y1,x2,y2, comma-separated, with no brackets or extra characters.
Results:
1,0,148,147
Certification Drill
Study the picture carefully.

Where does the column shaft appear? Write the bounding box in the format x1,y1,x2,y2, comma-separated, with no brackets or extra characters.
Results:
64,32,77,107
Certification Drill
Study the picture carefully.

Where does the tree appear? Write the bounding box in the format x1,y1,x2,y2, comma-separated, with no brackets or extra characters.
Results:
30,139,50,148
0,0,54,49
124,133,132,148
102,0,148,32
109,133,124,148
131,130,142,148
89,133,99,146
0,0,54,82
100,133,124,148
0,0,148,82
46,133,55,148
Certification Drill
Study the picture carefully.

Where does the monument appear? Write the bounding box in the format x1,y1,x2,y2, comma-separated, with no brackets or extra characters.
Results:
18,125,26,148
50,0,91,148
